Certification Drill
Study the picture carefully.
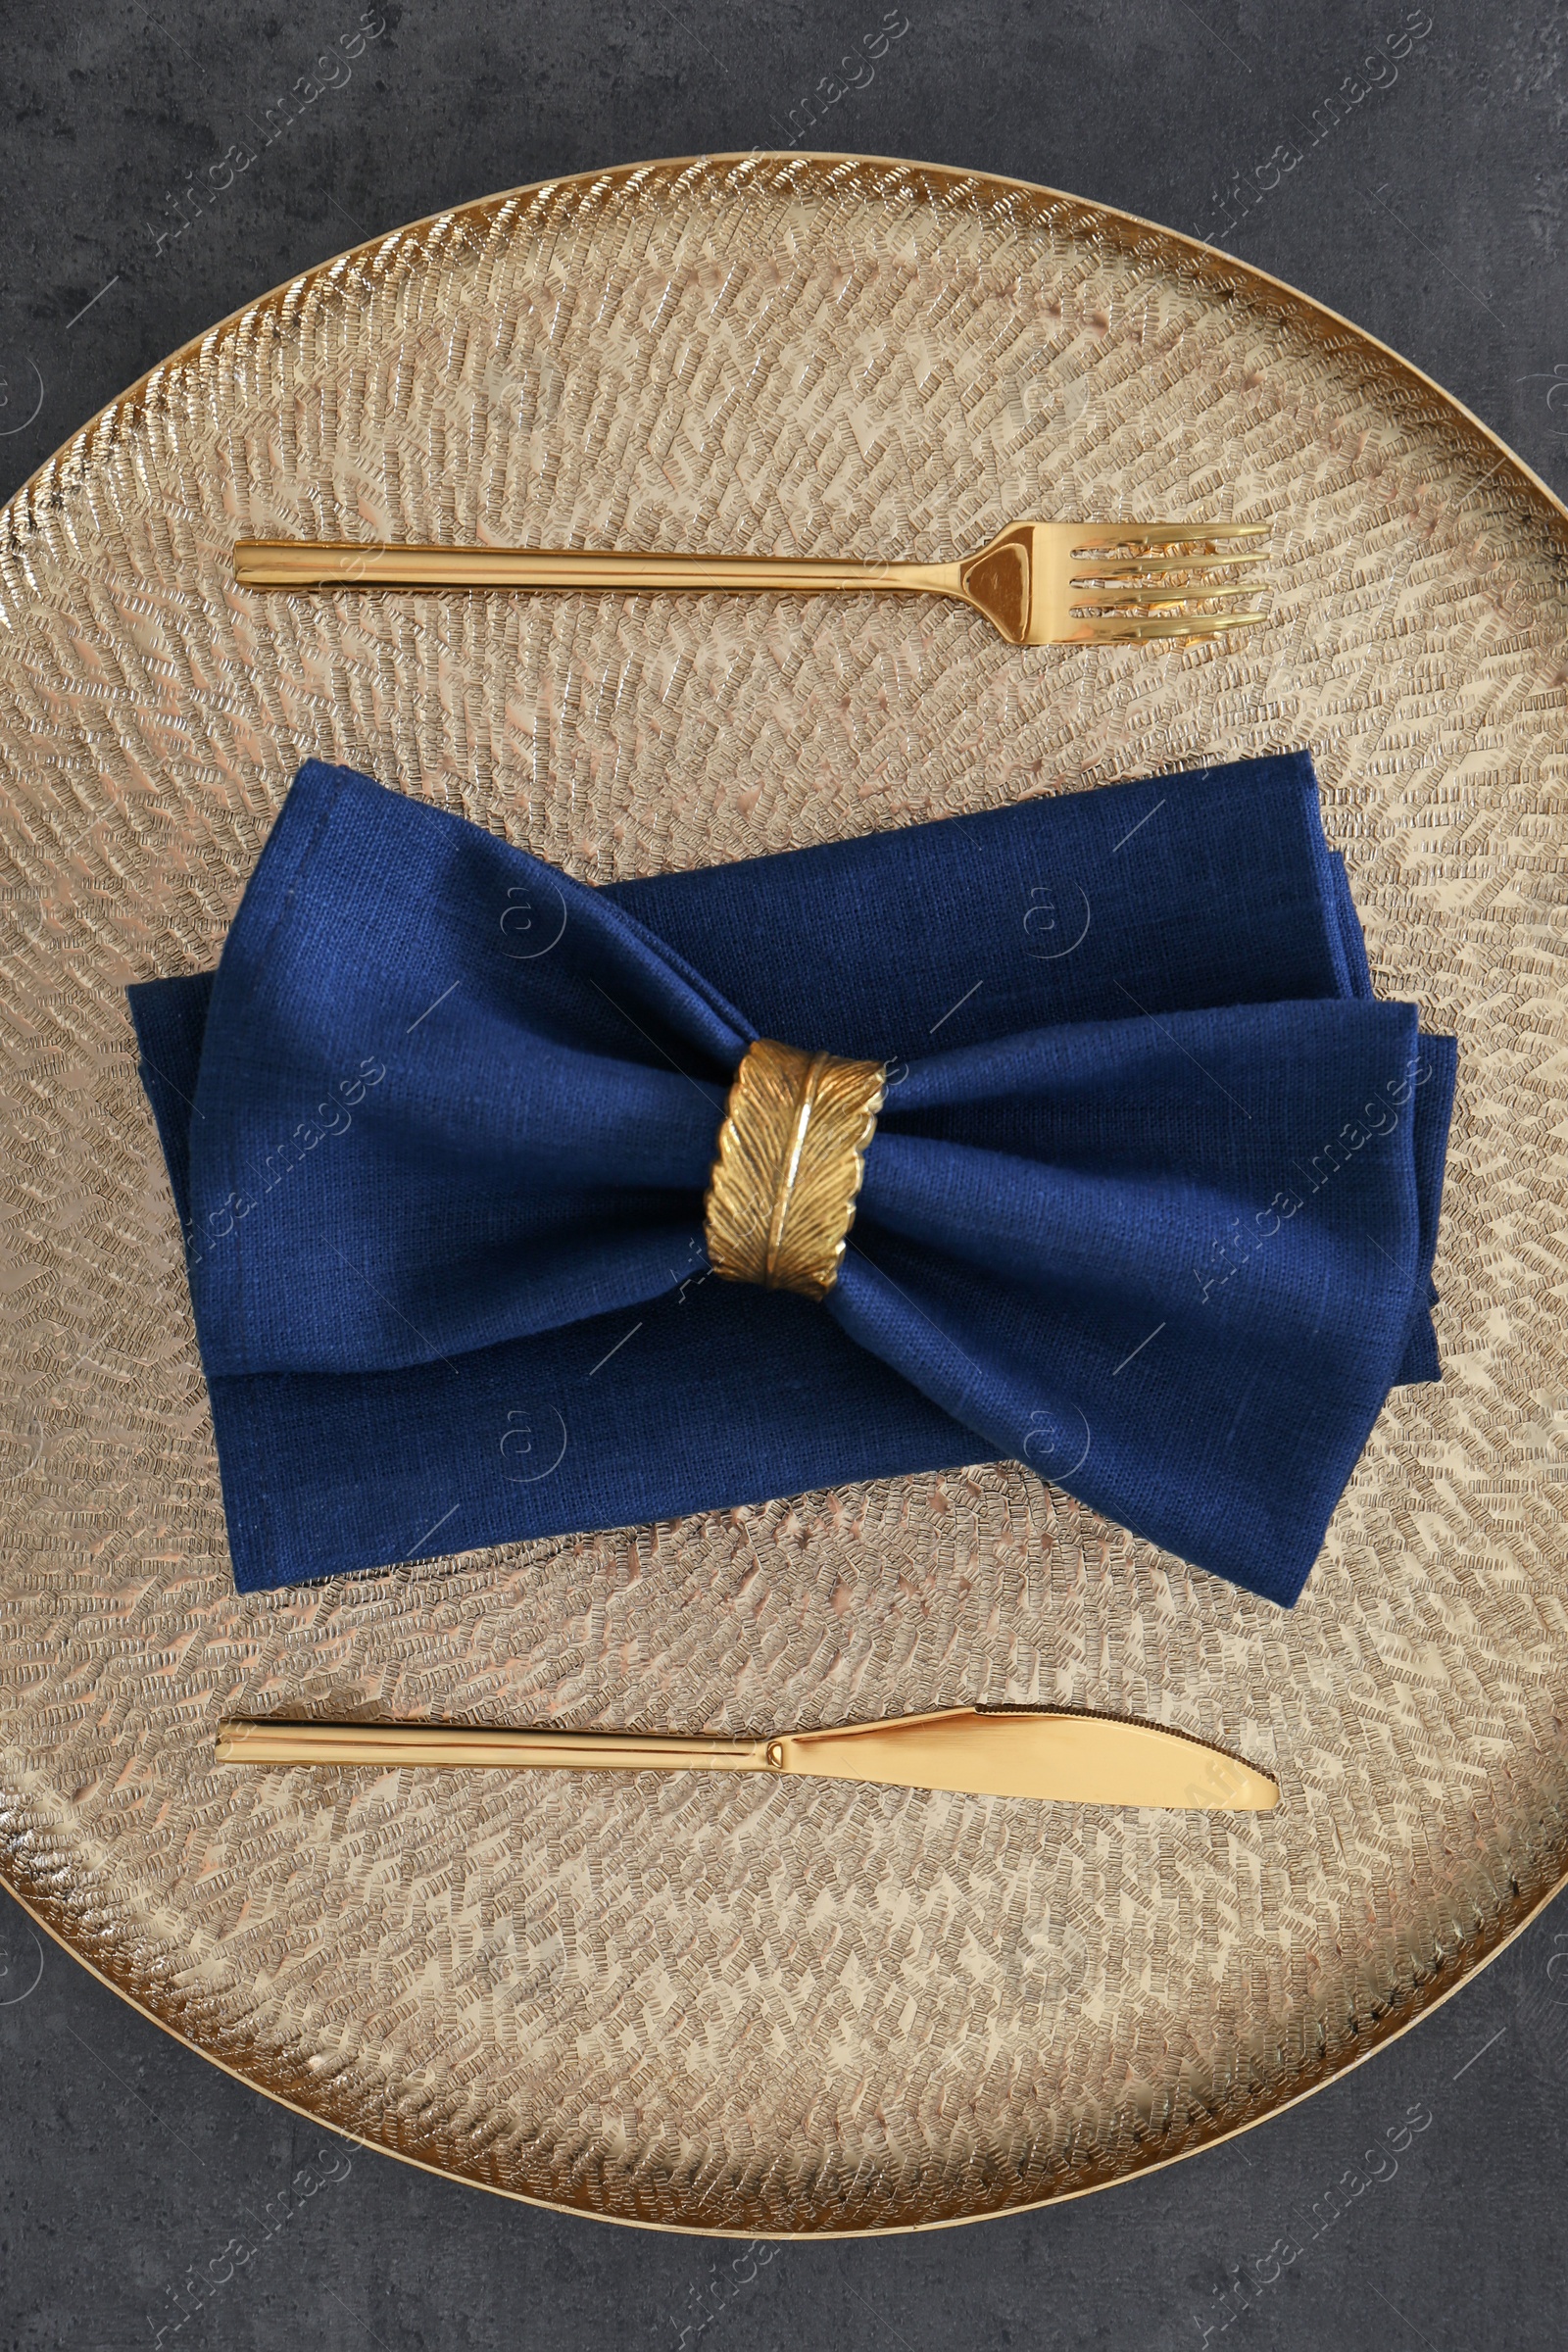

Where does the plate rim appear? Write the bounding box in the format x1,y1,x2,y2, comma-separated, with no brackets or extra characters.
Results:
4,1843,1562,2240
11,148,1565,539
2,146,1565,2236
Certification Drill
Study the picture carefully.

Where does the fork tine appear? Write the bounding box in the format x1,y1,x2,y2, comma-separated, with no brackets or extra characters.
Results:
1073,583,1266,612
1085,612,1267,642
1068,522,1268,549
1069,551,1271,580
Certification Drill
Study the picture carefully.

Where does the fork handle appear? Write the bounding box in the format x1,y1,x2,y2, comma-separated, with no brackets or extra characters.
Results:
216,1717,778,1774
233,539,962,599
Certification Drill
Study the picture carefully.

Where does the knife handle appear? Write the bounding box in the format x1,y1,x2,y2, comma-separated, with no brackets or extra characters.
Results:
215,1718,778,1773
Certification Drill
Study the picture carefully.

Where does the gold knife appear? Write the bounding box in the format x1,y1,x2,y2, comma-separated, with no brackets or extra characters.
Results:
215,1707,1277,1810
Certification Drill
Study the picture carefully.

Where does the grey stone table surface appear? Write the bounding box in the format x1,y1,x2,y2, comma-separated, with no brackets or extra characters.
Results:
2,2,1566,2345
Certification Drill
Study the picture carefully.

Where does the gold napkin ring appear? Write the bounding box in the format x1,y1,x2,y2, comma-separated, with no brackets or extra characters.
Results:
705,1039,887,1301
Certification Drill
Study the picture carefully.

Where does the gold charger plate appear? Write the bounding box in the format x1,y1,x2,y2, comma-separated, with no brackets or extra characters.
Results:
1,152,1565,2236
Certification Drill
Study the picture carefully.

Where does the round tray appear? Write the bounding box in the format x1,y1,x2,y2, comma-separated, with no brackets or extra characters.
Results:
1,153,1565,2236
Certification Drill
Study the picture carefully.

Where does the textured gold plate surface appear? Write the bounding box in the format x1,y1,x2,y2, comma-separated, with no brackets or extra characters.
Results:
1,152,1566,2237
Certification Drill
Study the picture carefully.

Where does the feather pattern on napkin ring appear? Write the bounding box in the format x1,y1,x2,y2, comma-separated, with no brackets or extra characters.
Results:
705,1039,886,1298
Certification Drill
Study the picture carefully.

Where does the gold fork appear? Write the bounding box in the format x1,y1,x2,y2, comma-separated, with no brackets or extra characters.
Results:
233,520,1270,647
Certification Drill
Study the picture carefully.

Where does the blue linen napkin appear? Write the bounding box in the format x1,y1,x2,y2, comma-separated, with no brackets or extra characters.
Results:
127,752,1455,1605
